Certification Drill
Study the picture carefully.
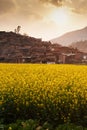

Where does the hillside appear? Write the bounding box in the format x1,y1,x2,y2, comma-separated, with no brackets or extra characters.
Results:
0,31,50,63
70,40,87,53
0,31,87,64
51,26,87,47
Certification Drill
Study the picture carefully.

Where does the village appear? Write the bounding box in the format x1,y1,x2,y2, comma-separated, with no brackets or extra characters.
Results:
0,31,87,64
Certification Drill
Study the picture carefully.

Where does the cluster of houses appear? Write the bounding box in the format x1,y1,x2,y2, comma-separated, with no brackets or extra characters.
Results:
0,31,87,64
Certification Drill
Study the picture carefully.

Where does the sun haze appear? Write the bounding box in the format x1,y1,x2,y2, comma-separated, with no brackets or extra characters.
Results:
49,7,70,25
0,0,87,42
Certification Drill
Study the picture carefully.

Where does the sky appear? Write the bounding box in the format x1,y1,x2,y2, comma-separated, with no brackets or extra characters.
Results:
0,0,87,41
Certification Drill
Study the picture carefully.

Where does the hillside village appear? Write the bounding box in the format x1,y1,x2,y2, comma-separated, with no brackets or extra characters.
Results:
0,31,87,64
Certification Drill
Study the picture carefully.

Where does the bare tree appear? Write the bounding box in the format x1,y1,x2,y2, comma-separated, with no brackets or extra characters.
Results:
14,26,21,34
17,26,21,33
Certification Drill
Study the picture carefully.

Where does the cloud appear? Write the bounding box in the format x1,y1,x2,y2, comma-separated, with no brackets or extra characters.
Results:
15,0,45,20
0,0,16,15
40,0,87,14
8,0,53,22
65,0,87,14
39,0,63,6
0,0,51,20
0,0,87,22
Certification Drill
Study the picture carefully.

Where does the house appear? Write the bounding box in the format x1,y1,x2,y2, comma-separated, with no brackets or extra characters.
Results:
59,53,76,64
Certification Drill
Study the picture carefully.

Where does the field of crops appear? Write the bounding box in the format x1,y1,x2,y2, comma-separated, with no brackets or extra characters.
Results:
0,64,87,127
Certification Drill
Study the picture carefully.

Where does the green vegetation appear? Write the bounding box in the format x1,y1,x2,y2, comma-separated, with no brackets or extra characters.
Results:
0,119,87,130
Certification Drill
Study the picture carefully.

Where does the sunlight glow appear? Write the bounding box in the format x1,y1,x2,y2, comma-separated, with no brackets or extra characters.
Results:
49,7,70,25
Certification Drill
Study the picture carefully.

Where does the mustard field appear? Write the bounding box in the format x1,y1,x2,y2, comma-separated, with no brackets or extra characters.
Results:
0,64,87,126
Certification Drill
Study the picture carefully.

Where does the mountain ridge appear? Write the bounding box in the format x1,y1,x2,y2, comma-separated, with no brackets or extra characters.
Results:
70,40,87,53
51,26,87,47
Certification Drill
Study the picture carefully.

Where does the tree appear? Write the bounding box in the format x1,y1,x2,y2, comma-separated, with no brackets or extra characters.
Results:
14,26,21,34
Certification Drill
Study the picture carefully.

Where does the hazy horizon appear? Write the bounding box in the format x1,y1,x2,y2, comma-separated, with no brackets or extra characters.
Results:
0,0,87,41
